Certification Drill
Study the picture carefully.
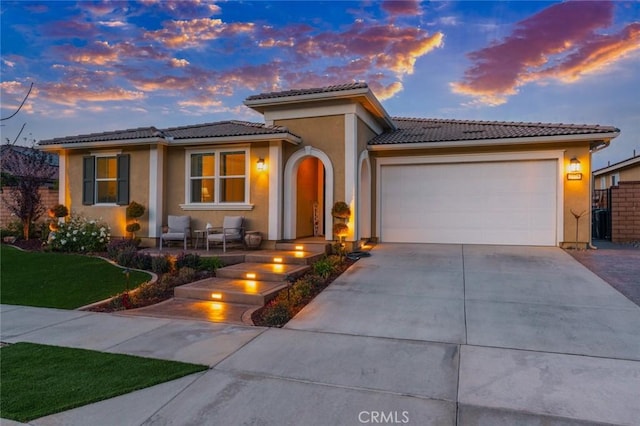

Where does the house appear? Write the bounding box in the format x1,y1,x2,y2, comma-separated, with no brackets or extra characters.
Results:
592,153,640,242
593,153,640,190
38,82,620,249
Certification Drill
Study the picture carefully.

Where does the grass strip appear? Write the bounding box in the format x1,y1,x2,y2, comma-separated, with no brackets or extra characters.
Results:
0,245,151,309
0,342,207,422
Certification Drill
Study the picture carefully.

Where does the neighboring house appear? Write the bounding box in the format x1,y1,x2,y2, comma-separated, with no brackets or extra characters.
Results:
38,83,620,249
593,153,640,190
592,153,640,242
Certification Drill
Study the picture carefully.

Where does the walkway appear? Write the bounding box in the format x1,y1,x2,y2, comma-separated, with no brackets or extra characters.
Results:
1,244,639,425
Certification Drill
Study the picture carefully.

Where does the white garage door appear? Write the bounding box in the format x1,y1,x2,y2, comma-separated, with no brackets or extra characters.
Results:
380,159,558,246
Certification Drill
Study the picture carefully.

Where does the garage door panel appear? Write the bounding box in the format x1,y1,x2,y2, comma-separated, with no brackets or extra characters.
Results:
380,160,557,246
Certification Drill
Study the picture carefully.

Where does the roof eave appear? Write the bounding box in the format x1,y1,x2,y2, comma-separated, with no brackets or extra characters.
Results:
38,137,168,151
593,155,640,176
168,133,302,146
244,87,371,111
368,131,620,152
244,87,396,131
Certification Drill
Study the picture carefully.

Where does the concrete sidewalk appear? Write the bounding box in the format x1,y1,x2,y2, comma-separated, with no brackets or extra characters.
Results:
2,244,639,425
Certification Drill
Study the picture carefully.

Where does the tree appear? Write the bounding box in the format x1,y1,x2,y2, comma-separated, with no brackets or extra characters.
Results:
1,144,57,240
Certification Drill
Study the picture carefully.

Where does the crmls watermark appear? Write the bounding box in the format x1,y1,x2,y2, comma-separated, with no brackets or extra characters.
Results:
358,411,410,424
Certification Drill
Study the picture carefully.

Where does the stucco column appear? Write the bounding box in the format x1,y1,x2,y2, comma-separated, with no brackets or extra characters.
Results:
345,113,358,241
58,151,67,206
148,145,165,238
268,140,283,241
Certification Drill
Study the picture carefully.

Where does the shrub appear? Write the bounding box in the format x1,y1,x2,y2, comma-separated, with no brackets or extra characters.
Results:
176,252,200,270
132,252,153,271
331,201,351,219
125,201,145,219
48,215,111,253
116,246,138,267
106,238,139,260
48,204,68,218
313,256,336,279
198,256,224,272
333,222,349,238
177,266,197,283
151,255,171,274
260,300,292,327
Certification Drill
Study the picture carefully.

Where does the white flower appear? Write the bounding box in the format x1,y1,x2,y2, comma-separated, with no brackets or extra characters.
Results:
61,239,67,245
73,230,78,235
72,237,77,242
66,232,71,237
90,220,96,224
51,235,56,240
92,232,97,236
81,246,85,251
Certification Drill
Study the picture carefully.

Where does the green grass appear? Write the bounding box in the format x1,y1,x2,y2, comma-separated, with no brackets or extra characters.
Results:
0,342,207,422
0,245,151,309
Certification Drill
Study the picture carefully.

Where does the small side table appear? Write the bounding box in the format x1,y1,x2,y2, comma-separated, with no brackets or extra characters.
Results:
193,229,207,249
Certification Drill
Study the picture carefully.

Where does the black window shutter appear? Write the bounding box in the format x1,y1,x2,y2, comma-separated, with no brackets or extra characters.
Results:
82,156,95,205
116,154,130,205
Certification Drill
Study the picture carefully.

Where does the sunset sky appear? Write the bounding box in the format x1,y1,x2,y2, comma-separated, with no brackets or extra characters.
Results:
1,0,638,169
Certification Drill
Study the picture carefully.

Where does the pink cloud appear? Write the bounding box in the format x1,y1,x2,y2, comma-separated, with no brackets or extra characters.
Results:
450,1,635,105
145,18,254,48
38,82,144,106
533,22,640,83
381,0,422,17
64,41,167,65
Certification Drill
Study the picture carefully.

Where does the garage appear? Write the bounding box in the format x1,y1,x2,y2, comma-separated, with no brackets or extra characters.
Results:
379,157,559,246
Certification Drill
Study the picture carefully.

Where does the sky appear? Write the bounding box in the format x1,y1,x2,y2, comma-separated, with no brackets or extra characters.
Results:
1,0,639,170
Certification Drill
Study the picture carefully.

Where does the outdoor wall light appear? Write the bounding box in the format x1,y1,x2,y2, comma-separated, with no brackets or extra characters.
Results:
567,157,582,180
256,158,266,171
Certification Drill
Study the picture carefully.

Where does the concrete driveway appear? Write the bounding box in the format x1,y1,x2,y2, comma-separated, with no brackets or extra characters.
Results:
2,244,639,425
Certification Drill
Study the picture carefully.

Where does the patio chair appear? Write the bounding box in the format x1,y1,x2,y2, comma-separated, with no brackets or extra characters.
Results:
206,216,244,252
160,215,191,250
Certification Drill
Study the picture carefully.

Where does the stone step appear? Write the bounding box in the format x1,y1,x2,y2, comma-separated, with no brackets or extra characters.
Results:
245,250,325,265
215,262,310,282
274,242,330,253
174,277,287,305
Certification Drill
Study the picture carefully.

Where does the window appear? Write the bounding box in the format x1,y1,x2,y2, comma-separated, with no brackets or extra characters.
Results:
187,149,248,205
96,157,117,203
83,154,129,205
611,174,619,186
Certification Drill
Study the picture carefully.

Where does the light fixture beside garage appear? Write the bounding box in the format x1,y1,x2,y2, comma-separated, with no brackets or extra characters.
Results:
567,157,582,180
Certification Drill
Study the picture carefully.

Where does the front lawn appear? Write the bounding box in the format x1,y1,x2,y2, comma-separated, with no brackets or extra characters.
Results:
0,245,151,309
0,342,207,422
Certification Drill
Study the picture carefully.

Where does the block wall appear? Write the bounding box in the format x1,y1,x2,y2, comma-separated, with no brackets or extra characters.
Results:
611,181,640,242
0,187,58,228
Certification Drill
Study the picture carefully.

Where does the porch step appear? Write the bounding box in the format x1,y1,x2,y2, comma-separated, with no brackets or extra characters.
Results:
215,262,310,282
274,241,330,254
244,250,325,265
174,277,288,305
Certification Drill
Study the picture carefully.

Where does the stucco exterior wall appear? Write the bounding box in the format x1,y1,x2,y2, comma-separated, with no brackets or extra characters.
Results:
278,115,346,204
163,142,271,241
594,164,640,189
64,146,150,239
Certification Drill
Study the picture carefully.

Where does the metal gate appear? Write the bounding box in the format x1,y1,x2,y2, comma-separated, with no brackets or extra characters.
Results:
592,188,612,240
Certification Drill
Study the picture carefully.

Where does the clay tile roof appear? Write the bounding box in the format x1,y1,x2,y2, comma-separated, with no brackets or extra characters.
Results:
368,117,620,145
163,120,298,139
38,121,299,146
38,127,162,146
245,82,369,101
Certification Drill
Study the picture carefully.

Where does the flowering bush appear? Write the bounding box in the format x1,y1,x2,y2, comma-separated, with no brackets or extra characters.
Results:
48,215,111,253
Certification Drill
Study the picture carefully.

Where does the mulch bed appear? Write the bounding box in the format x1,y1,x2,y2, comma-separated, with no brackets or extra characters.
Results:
251,257,355,326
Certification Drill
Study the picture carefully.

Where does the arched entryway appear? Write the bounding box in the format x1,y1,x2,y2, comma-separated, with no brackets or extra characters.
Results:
283,147,334,241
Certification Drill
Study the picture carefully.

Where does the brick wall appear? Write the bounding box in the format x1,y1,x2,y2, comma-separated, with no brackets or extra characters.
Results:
0,187,59,228
611,181,640,242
